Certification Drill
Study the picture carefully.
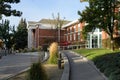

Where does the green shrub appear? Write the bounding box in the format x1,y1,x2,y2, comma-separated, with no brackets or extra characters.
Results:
42,44,48,51
114,37,120,49
109,69,120,80
104,67,119,77
37,46,42,51
23,48,28,53
30,47,37,52
102,37,120,49
93,52,120,79
27,62,48,80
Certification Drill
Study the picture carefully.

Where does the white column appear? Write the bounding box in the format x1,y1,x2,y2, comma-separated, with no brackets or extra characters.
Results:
90,34,92,48
98,33,100,48
28,29,33,49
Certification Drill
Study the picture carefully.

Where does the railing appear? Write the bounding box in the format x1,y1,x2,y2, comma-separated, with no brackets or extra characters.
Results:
60,44,88,50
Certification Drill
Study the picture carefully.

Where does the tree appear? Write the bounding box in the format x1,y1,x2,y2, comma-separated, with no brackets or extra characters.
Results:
0,20,15,50
78,0,120,50
0,0,22,19
52,13,66,42
48,13,67,43
14,18,27,50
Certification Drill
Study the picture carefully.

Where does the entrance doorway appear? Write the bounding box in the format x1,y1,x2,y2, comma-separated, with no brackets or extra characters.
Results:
92,35,98,48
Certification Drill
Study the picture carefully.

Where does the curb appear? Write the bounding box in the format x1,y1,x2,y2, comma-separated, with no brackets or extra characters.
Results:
4,68,30,80
60,53,70,80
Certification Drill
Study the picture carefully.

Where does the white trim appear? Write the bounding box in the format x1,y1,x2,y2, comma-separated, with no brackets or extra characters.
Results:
62,19,79,28
39,36,55,38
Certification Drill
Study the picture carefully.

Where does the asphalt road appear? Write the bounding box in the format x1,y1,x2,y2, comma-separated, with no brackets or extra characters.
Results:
0,52,41,80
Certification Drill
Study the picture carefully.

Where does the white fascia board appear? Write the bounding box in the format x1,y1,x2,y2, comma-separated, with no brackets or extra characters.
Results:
62,19,79,28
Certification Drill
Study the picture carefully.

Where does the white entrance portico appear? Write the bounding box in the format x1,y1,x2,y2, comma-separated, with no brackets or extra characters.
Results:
86,28,102,48
27,22,38,49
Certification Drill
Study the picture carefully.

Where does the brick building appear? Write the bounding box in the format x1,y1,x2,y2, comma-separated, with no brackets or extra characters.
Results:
62,20,102,48
27,19,69,49
62,19,120,49
28,17,120,49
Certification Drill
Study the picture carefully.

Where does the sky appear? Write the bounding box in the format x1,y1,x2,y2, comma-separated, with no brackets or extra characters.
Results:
3,0,89,26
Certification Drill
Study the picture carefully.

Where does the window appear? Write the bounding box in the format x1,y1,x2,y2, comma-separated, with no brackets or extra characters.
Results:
67,35,68,41
78,24,80,27
78,32,80,40
78,24,81,32
70,27,72,33
67,29,69,34
78,27,80,32
74,26,76,32
74,34,76,40
70,34,72,41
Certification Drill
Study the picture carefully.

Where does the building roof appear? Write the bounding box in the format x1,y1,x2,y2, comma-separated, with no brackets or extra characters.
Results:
28,21,36,24
62,19,79,28
39,19,71,25
28,19,71,29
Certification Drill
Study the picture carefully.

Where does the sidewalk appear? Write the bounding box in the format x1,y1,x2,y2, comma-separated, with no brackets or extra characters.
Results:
62,50,108,80
0,52,40,80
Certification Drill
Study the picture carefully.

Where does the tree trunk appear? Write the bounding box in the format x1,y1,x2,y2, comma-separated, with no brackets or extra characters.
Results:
110,35,114,51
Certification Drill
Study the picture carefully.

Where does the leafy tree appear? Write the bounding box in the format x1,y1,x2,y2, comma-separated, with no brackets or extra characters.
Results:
14,18,27,50
78,0,120,50
0,20,15,50
0,0,22,19
50,13,66,42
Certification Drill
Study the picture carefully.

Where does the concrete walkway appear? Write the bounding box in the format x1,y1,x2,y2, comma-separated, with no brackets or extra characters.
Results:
62,50,108,80
0,52,40,80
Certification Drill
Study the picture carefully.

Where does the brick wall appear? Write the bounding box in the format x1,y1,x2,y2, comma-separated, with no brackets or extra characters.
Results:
63,22,85,44
34,28,65,48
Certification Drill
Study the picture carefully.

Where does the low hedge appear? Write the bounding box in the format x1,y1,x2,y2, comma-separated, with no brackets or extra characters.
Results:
93,52,120,79
109,69,120,80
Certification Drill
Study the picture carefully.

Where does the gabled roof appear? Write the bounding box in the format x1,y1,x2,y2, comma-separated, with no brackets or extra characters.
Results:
28,19,71,29
39,19,71,25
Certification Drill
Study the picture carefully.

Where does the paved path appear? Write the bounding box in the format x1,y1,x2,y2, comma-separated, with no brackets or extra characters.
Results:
62,50,108,80
0,52,41,80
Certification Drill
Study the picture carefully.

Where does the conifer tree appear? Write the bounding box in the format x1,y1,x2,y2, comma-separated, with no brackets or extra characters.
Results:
0,20,15,50
14,18,27,50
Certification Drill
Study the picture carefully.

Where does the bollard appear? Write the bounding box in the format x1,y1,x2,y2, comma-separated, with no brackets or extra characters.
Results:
58,52,62,69
58,59,61,69
59,52,62,59
0,56,1,59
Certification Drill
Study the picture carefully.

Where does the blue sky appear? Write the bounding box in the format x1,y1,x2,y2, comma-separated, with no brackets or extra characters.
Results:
3,0,88,26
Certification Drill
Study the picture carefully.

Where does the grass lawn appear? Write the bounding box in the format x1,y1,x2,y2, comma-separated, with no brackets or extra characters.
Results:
73,48,119,60
73,48,120,80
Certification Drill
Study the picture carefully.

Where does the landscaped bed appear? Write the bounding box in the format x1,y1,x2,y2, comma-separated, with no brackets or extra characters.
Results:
7,64,63,80
73,49,120,80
